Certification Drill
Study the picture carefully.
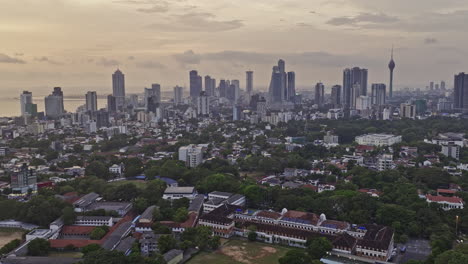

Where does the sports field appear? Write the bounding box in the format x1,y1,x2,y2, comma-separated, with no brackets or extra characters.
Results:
187,239,290,264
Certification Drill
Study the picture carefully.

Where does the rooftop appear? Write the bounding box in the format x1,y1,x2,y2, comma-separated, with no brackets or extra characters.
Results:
164,186,195,194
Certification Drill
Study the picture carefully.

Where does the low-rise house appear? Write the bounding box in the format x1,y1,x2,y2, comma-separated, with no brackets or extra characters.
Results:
426,194,464,210
75,216,113,227
163,187,197,200
164,249,184,264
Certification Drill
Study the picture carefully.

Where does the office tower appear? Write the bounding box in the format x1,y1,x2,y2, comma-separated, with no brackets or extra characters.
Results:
232,80,240,102
233,105,242,121
315,82,325,107
178,145,203,168
227,84,237,102
10,163,37,193
85,91,98,112
388,47,395,98
343,67,368,107
44,87,64,118
269,66,283,103
400,103,416,119
356,96,371,110
190,70,202,98
151,84,161,104
287,72,296,101
112,69,125,110
205,75,215,97
441,81,446,90
96,109,110,128
350,84,361,109
331,85,341,107
173,86,184,105
129,94,139,107
107,95,117,113
430,81,434,90
219,80,227,98
414,99,427,115
371,84,386,106
197,91,209,116
20,91,33,117
454,72,468,112
435,84,440,90
256,97,267,117
246,71,253,94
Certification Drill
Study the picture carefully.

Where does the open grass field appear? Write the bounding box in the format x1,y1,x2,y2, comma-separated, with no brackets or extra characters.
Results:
48,251,84,258
108,180,147,189
0,229,23,248
187,239,290,264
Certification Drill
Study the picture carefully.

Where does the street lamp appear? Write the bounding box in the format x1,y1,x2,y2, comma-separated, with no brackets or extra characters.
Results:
456,215,459,237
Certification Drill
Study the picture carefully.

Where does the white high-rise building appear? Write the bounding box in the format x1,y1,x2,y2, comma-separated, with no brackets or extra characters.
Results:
20,91,33,117
44,87,64,118
197,91,209,116
371,84,386,106
85,91,98,112
356,96,371,110
174,86,184,105
179,145,204,168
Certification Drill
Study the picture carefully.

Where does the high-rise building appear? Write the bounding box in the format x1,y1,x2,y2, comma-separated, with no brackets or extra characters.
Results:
331,85,341,107
315,82,325,107
454,73,468,112
151,84,161,104
227,84,237,102
441,81,446,90
44,87,64,118
435,84,440,90
11,163,37,194
246,71,253,94
95,109,109,128
20,91,33,117
190,70,202,98
197,91,209,116
343,67,368,107
371,84,386,106
107,95,117,113
287,72,296,101
205,76,215,97
112,69,125,110
232,80,240,102
85,91,98,112
356,96,371,110
219,80,227,98
430,81,434,90
173,86,184,105
388,47,395,98
400,103,416,119
269,60,292,103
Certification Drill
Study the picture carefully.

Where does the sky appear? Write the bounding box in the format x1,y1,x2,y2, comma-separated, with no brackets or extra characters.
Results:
1,0,468,96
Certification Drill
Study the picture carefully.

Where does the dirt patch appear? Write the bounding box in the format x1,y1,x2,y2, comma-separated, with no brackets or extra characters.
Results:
219,245,278,264
0,232,23,248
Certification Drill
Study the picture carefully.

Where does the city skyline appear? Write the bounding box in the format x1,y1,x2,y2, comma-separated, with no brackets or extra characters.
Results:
1,0,468,95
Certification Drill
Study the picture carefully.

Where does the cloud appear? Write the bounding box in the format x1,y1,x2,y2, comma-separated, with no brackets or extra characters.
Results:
34,56,63,65
424,38,438,44
14,53,24,56
175,50,377,68
147,12,243,32
0,53,26,64
135,60,165,69
173,50,201,65
136,1,169,13
326,12,399,26
96,57,120,67
127,56,135,60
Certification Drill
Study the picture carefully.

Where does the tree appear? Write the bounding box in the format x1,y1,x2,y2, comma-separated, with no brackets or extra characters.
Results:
0,239,21,254
248,231,257,242
133,197,149,214
90,227,107,240
81,244,102,255
307,237,332,260
62,206,76,225
86,161,110,180
28,238,50,256
158,235,177,254
173,208,188,223
279,249,312,264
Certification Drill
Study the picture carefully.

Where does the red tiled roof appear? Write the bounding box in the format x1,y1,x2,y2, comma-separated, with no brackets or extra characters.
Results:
283,210,319,225
180,212,198,228
437,189,456,194
61,226,94,235
426,194,463,204
302,184,318,192
256,211,282,220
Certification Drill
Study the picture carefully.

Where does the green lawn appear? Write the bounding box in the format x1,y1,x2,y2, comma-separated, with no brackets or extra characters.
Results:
108,180,147,189
187,239,290,264
49,251,84,258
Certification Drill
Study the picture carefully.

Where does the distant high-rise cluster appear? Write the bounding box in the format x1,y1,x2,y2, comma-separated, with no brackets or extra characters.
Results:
343,67,368,108
189,70,202,98
44,87,64,118
268,60,295,103
112,69,125,110
85,91,98,112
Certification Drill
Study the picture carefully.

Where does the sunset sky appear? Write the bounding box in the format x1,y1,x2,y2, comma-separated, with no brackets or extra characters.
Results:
1,0,468,95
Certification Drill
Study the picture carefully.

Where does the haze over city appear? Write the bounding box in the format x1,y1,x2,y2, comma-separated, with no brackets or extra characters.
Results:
1,0,468,95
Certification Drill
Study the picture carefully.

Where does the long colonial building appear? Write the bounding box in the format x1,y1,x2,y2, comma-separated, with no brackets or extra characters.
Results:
198,205,394,262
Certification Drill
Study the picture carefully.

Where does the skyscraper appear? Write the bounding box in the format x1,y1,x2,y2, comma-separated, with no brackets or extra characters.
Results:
287,72,296,101
331,85,341,107
85,91,98,112
441,81,446,90
371,84,386,106
343,67,368,107
44,87,64,118
269,60,291,103
388,47,395,98
20,91,33,117
112,69,125,110
430,82,434,90
197,91,209,116
219,80,227,98
315,82,325,107
205,75,215,97
246,71,253,94
107,95,117,113
189,70,202,98
151,84,161,104
454,72,468,112
173,86,184,105
11,163,37,193
232,80,240,102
